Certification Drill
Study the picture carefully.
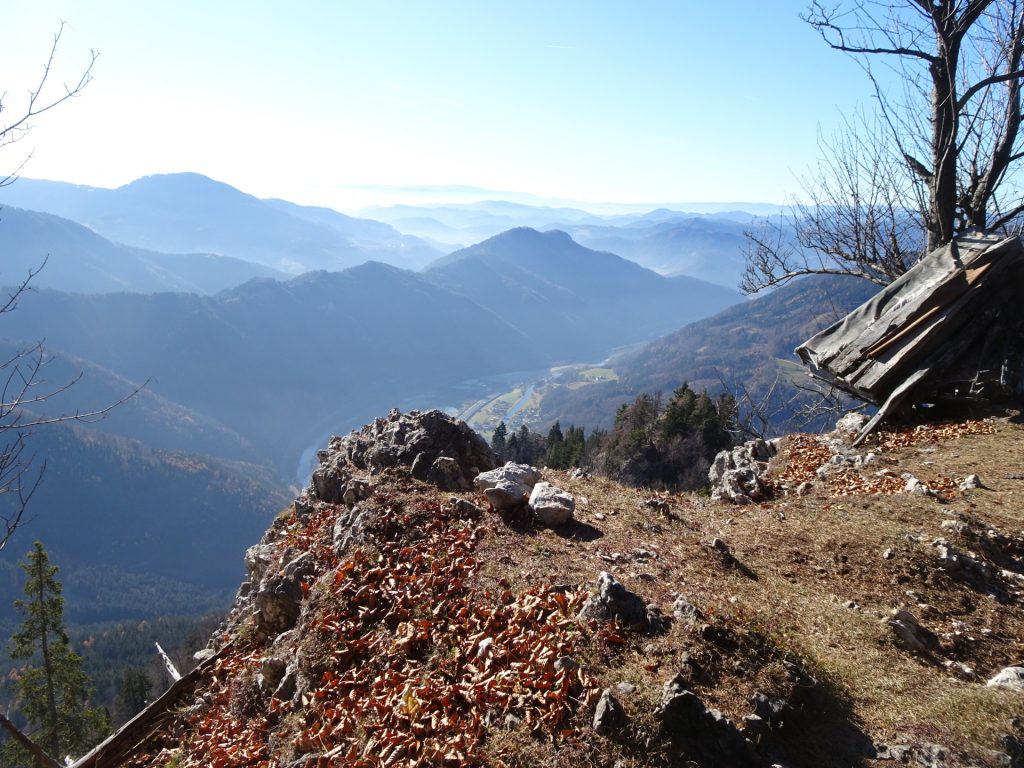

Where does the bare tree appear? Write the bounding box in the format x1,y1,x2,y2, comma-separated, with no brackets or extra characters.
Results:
744,0,1024,293
0,24,105,552
0,22,97,187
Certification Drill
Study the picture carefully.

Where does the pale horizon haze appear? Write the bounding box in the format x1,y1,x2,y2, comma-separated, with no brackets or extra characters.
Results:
2,2,880,212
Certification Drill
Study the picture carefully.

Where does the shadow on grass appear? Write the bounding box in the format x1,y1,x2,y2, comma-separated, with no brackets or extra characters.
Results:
550,519,603,542
494,510,603,542
763,673,875,768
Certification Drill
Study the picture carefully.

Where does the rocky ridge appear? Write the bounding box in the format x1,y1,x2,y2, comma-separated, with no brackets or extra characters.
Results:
87,407,1024,768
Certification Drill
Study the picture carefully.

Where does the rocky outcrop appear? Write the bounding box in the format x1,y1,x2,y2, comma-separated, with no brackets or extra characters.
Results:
313,409,496,495
578,571,658,630
254,552,316,636
656,675,758,765
708,438,778,504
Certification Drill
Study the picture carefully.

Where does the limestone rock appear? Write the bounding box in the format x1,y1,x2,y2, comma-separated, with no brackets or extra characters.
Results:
987,666,1024,691
902,473,937,497
244,543,278,585
578,571,650,629
255,552,316,636
959,474,983,490
332,503,372,556
529,481,575,526
873,742,953,767
592,688,626,735
835,412,870,435
932,537,992,583
474,462,542,491
483,480,530,510
656,675,758,765
708,439,776,504
751,692,790,727
672,596,704,626
312,409,495,496
258,657,287,693
429,455,463,490
450,497,486,518
475,462,542,510
886,609,939,654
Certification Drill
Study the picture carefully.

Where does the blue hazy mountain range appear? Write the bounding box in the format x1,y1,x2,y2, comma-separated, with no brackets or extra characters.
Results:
0,205,285,294
1,172,773,290
426,227,741,359
0,173,445,274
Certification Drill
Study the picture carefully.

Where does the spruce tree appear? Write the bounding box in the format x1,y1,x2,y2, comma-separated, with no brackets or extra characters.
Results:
115,667,152,725
491,421,508,460
1,542,108,766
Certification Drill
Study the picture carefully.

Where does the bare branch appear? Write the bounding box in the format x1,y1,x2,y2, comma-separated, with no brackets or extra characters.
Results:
0,25,113,550
746,0,1024,295
957,67,1024,110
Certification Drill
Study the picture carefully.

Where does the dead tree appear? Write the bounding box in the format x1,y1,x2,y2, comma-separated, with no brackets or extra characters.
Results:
0,25,107,552
744,0,1024,293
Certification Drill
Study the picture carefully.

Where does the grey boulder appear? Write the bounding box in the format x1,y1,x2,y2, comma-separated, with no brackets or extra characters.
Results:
529,481,575,526
474,462,542,510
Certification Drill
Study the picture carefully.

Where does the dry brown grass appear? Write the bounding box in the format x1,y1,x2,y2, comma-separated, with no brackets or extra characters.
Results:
471,407,1024,766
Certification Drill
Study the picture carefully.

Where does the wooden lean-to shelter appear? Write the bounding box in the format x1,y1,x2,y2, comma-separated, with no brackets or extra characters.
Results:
795,232,1024,443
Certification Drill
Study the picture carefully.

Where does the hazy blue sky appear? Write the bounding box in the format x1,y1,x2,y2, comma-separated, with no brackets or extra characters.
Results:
3,2,879,210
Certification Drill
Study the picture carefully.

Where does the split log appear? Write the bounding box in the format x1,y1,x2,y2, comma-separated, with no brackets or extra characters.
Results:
70,643,231,768
0,711,61,767
155,642,181,682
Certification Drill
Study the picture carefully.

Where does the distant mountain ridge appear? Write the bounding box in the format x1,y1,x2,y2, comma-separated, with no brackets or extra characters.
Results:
426,227,742,361
0,262,548,476
555,215,751,288
0,173,444,274
0,205,285,294
538,274,879,430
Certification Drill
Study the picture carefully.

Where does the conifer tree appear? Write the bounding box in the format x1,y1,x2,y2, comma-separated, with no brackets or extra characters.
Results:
114,667,152,725
543,421,566,468
491,421,508,460
1,542,108,766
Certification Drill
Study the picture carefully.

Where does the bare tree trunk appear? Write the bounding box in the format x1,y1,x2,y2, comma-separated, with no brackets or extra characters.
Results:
0,711,61,768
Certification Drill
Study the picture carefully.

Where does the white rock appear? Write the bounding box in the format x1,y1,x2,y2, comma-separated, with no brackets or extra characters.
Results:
529,481,575,526
835,412,870,434
483,480,529,511
986,666,1024,690
708,440,771,503
903,474,936,496
886,609,938,653
959,474,982,491
475,462,542,510
474,462,541,491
